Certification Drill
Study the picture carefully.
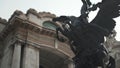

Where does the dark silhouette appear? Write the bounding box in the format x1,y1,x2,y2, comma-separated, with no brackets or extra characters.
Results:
53,0,120,68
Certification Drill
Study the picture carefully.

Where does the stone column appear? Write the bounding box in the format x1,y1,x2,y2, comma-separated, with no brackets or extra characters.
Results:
0,44,14,68
11,42,22,68
22,45,39,68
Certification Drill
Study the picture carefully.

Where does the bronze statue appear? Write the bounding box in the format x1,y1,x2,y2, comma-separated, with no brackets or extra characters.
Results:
53,0,120,68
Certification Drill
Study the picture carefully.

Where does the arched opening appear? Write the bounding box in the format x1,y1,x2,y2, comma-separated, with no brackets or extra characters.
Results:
39,48,73,68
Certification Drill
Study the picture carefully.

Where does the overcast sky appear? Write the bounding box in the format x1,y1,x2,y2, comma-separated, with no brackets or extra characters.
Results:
0,0,120,40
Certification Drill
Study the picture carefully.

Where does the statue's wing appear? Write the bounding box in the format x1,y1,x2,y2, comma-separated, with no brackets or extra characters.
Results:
90,0,120,35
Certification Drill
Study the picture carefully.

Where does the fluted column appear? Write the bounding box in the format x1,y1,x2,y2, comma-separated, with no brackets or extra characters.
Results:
22,45,39,68
11,42,22,68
